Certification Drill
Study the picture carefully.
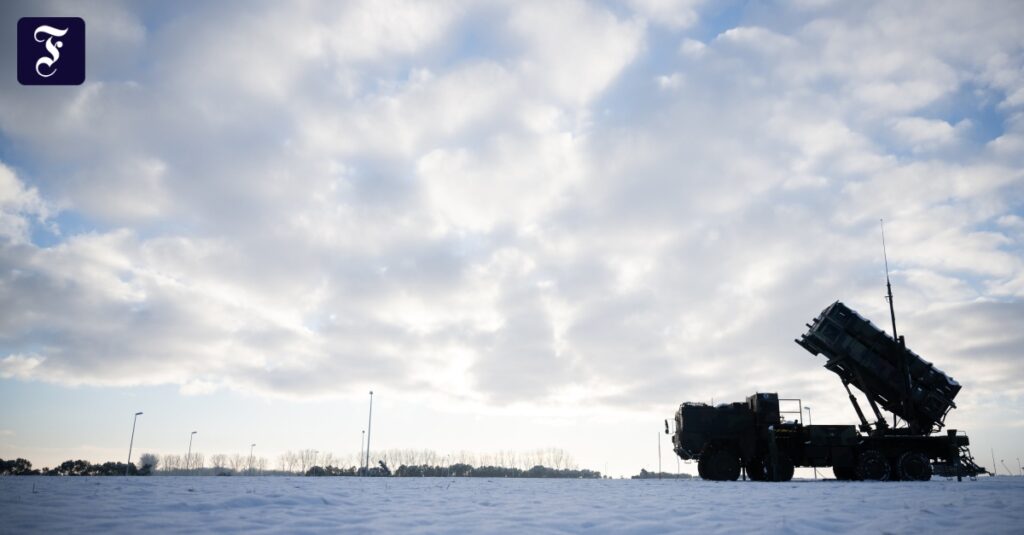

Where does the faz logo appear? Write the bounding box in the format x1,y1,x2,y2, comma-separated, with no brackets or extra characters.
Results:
17,17,86,85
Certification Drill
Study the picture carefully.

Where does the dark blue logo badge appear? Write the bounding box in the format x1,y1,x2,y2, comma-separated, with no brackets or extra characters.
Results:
17,17,86,85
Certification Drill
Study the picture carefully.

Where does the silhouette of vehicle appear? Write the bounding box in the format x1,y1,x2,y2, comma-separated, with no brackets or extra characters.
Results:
667,301,984,481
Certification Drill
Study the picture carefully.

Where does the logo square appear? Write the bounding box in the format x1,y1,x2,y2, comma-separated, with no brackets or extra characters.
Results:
17,17,86,86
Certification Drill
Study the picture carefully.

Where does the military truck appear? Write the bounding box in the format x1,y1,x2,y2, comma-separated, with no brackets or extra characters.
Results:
667,301,983,481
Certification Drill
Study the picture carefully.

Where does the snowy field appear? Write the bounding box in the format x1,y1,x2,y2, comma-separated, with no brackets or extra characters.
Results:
1,476,1022,534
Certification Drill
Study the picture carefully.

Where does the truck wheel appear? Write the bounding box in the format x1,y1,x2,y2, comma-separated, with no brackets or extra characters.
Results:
765,453,794,482
856,450,891,481
746,458,766,481
832,465,857,481
703,451,740,481
697,455,710,480
897,451,932,481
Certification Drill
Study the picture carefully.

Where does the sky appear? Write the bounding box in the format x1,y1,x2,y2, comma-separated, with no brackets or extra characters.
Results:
1,0,1022,478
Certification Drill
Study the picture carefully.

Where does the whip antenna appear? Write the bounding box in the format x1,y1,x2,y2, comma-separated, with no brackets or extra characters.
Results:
880,219,897,341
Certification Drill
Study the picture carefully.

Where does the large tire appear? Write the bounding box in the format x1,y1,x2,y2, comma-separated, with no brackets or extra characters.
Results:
832,465,858,481
746,457,766,481
765,452,795,482
701,451,740,481
697,455,710,480
856,450,891,481
897,451,932,481
747,453,794,482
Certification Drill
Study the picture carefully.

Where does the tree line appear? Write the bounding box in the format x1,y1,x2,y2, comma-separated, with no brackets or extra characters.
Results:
2,447,605,478
630,468,692,479
0,458,154,476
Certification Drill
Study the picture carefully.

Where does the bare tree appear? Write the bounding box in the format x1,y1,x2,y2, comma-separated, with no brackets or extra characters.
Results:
286,451,299,473
298,449,318,472
549,448,566,470
187,452,205,470
346,451,361,468
321,453,337,468
455,450,476,467
229,454,246,472
162,454,182,471
211,454,228,470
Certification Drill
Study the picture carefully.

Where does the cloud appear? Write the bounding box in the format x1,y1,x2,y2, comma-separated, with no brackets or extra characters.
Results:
0,163,51,243
655,73,684,90
889,117,963,148
678,38,706,58
715,26,798,54
508,0,645,107
627,0,703,29
0,0,1021,430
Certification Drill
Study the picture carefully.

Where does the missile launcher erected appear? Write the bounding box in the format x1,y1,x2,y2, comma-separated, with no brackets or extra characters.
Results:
666,224,984,481
796,301,960,435
666,301,983,482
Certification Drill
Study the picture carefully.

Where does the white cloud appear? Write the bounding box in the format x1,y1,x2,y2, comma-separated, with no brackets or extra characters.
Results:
889,117,965,151
655,73,684,90
0,354,44,380
715,26,797,55
678,38,706,58
417,132,585,233
0,1,1021,427
628,0,703,29
508,1,645,107
0,163,51,244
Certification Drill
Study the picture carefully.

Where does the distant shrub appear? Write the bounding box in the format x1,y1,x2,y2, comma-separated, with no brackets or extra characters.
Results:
0,458,39,475
631,469,691,479
138,453,159,475
46,459,138,476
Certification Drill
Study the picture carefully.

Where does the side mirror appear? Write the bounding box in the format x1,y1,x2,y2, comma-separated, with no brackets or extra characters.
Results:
664,419,670,434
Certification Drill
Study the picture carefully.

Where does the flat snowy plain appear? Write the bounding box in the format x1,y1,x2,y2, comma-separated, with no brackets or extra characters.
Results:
1,476,1022,534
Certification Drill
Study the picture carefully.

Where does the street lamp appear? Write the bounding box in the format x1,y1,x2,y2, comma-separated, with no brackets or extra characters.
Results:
657,431,662,480
187,431,198,473
360,430,365,473
364,390,374,473
804,407,817,480
126,411,143,476
249,443,256,476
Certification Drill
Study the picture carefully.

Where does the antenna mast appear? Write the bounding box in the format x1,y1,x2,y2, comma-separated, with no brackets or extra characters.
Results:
881,219,916,431
880,219,898,341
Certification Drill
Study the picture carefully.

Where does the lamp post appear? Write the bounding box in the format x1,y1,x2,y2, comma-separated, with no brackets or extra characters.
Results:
126,411,143,476
187,431,197,473
804,407,817,480
249,444,256,476
364,390,374,473
360,430,365,473
657,431,662,480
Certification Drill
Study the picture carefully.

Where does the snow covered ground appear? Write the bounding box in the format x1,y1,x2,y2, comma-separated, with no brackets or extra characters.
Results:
1,476,1021,534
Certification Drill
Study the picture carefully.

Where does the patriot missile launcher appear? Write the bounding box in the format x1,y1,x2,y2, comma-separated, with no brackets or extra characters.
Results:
667,224,984,481
663,299,983,479
667,301,983,481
